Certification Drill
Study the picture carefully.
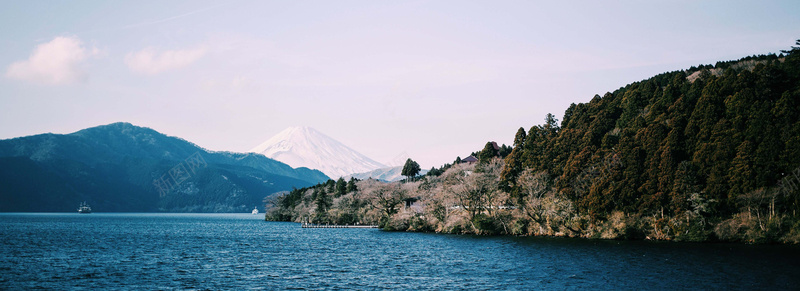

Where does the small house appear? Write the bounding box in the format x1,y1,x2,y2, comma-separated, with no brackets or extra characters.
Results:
462,155,478,164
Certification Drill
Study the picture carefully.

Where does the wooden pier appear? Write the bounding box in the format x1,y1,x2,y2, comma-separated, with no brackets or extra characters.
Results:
301,223,378,229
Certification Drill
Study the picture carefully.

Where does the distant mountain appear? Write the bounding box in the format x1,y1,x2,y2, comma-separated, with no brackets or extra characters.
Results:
250,126,386,179
0,122,329,212
347,166,428,182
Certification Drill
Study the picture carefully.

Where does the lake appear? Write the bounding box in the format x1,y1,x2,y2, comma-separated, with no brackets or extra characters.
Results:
1,213,798,290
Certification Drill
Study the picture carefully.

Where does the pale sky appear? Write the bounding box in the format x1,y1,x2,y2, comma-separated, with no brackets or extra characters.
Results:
2,1,799,169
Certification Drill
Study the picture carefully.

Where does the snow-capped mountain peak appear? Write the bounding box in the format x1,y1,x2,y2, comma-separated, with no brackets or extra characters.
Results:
250,126,386,179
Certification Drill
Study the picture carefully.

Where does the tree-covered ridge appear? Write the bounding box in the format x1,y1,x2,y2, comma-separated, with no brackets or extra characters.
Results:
268,177,367,224
267,40,800,243
498,41,800,241
0,122,329,212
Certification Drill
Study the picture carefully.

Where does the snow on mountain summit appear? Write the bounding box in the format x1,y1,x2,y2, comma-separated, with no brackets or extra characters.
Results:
249,126,386,179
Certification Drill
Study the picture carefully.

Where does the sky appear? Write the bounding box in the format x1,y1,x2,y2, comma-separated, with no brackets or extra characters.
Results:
1,0,799,169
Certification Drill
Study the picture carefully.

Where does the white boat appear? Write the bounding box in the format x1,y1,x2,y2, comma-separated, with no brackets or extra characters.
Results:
77,201,92,214
251,207,259,215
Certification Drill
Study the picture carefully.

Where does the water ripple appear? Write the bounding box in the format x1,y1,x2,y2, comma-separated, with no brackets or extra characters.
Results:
1,213,799,290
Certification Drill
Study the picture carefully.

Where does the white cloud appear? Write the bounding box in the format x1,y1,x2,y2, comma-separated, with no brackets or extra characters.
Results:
6,36,93,85
125,47,206,75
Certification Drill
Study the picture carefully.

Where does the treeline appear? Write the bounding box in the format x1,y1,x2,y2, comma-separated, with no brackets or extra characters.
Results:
426,142,511,177
267,40,800,243
497,41,800,242
267,177,361,223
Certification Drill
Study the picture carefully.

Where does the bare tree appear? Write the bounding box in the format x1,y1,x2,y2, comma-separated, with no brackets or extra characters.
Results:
439,159,508,221
448,173,487,222
371,183,407,219
517,169,581,235
517,169,550,225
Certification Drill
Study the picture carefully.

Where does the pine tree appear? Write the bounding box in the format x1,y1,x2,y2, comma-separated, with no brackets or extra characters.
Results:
478,142,499,164
500,127,527,198
729,141,756,199
314,191,331,223
326,179,335,193
335,177,347,197
346,177,358,193
498,144,513,158
401,158,421,181
544,113,560,133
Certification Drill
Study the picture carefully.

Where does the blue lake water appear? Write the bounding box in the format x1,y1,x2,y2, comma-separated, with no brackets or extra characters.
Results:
1,213,799,290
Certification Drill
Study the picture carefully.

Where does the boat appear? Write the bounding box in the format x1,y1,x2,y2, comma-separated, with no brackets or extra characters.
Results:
77,201,92,214
251,206,259,215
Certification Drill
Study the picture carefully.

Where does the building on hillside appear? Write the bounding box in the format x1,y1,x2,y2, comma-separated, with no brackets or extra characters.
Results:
461,155,478,164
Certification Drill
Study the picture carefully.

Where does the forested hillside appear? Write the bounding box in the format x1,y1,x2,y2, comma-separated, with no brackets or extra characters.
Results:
267,40,800,243
0,122,329,212
497,40,800,241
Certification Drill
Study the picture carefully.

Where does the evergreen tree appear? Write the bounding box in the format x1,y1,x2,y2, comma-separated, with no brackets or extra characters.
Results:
335,177,347,197
729,141,756,199
326,179,335,193
311,187,321,201
314,191,331,223
500,127,527,198
401,158,421,181
478,142,499,163
498,144,513,158
544,113,560,133
346,177,358,193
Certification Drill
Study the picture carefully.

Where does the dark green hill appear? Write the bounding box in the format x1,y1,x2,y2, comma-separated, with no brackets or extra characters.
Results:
498,41,800,242
0,122,329,212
